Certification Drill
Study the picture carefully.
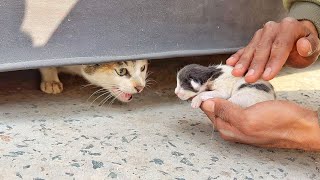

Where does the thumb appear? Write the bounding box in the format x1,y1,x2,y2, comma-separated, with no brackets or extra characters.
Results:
296,34,320,57
201,98,244,124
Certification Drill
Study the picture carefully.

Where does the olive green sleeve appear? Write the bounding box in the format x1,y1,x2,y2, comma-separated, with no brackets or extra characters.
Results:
283,0,320,36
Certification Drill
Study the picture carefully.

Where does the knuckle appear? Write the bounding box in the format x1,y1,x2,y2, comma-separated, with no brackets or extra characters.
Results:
263,21,276,29
281,17,298,27
272,39,290,49
282,17,297,23
255,43,265,51
245,45,255,52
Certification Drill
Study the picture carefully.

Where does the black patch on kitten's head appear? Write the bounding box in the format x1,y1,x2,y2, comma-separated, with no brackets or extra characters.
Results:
178,64,223,92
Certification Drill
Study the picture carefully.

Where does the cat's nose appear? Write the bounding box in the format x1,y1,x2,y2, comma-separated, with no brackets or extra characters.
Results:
135,86,144,93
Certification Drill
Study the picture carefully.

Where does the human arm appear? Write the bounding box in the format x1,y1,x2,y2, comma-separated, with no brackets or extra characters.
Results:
226,0,320,83
201,99,320,151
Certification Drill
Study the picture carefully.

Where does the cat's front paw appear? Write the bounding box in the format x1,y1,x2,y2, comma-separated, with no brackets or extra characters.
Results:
40,81,63,94
191,96,203,108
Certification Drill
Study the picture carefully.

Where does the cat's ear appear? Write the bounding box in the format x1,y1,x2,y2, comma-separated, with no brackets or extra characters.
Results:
190,79,201,91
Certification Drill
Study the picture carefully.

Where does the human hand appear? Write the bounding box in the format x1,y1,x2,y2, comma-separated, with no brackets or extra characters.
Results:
201,98,320,151
226,17,320,83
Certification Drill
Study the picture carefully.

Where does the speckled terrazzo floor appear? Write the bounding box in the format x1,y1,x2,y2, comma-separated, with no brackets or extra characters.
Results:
0,56,319,180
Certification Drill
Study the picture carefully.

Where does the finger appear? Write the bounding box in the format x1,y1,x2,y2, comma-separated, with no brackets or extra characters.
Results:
286,45,319,68
232,29,263,77
245,21,278,83
296,34,320,57
201,100,216,124
285,35,320,68
262,18,303,80
201,98,244,125
215,118,236,141
297,20,320,57
226,48,245,66
215,118,249,143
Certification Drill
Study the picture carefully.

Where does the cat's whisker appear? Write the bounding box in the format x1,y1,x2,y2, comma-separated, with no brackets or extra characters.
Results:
81,83,95,89
146,78,157,83
87,88,108,102
103,92,121,108
108,93,122,107
146,71,154,78
98,93,115,106
145,81,155,86
145,82,154,86
146,80,155,85
90,91,110,106
89,86,102,90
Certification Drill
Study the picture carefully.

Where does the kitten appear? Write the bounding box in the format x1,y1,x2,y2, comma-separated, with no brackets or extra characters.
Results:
175,64,276,108
39,60,148,102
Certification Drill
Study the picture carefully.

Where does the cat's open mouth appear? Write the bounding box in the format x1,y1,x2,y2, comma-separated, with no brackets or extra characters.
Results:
110,88,133,102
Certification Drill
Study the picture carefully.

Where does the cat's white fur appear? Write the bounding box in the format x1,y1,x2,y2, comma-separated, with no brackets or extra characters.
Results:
39,60,148,102
175,65,275,108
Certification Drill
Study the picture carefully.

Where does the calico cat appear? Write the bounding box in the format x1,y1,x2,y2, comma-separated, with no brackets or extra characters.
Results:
39,60,148,102
175,64,276,108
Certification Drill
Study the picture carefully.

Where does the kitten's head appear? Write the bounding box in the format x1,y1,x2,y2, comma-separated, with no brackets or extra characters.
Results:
81,59,148,102
175,64,222,100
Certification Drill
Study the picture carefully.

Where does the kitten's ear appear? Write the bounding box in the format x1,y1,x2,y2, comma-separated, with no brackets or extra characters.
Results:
190,79,201,91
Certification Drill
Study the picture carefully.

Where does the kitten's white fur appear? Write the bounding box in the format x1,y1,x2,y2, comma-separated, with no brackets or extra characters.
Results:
39,60,148,102
176,65,275,108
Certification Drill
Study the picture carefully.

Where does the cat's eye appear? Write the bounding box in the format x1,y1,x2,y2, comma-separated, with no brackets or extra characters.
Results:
116,68,127,76
141,65,146,72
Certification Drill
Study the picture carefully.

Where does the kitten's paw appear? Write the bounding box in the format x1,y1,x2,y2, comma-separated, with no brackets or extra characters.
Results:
200,95,214,101
191,96,203,108
40,81,63,94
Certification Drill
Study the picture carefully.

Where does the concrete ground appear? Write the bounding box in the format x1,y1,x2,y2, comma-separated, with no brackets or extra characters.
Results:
0,55,319,179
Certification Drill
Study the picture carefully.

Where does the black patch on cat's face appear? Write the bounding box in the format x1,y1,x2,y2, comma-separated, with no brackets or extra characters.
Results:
178,64,223,92
238,83,271,93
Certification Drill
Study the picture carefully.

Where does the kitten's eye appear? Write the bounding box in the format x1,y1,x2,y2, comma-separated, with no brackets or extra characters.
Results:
116,68,127,76
141,65,145,72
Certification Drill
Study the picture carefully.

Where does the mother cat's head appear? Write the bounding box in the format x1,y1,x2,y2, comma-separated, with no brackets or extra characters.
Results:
81,59,148,102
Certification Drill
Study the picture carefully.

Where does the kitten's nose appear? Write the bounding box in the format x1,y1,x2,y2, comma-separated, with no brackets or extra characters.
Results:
174,88,178,95
135,86,144,93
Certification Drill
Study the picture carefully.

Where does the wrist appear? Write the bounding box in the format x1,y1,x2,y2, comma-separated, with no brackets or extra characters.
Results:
288,1,320,37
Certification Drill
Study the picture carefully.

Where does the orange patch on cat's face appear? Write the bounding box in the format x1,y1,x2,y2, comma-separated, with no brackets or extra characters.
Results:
96,63,118,73
83,63,118,75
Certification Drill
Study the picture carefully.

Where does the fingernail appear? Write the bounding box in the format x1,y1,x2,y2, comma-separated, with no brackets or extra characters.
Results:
234,64,243,70
246,69,255,77
263,67,272,77
220,129,235,138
